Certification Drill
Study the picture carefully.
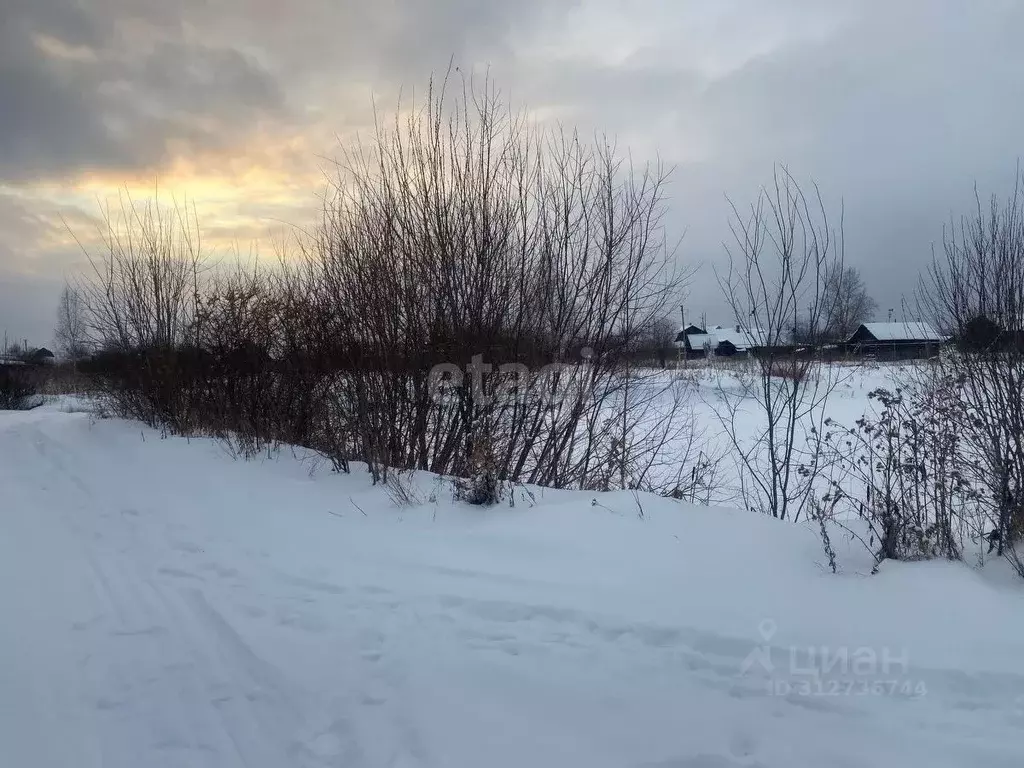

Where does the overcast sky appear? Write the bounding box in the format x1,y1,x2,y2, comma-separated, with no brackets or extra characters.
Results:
2,0,1023,346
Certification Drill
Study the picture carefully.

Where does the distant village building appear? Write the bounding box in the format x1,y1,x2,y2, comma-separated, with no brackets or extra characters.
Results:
29,348,55,365
674,324,789,359
674,319,948,363
1,348,55,368
847,322,946,360
675,325,715,358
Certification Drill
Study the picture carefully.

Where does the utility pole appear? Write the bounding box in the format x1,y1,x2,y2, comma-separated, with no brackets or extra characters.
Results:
677,304,685,369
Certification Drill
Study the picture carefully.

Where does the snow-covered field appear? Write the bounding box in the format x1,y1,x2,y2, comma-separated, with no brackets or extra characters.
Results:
636,360,935,507
3,392,1024,767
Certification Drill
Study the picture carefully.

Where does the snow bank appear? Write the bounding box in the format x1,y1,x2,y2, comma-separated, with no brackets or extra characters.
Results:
2,403,1023,767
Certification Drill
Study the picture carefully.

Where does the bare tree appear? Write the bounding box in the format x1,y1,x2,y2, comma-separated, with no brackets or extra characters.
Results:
70,192,210,430
54,284,87,361
713,167,845,521
638,315,679,368
822,265,877,341
920,169,1024,574
72,191,207,353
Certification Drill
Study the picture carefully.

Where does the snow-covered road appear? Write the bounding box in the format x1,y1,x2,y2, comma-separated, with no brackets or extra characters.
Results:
3,404,1024,767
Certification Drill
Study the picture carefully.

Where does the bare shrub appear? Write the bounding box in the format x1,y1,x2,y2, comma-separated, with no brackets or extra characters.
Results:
814,376,986,569
188,265,287,455
0,365,41,410
662,448,721,506
760,357,812,383
68,71,704,499
385,470,425,507
713,168,847,521
299,70,693,492
73,193,208,431
75,192,206,353
453,433,504,506
41,362,90,396
919,169,1024,576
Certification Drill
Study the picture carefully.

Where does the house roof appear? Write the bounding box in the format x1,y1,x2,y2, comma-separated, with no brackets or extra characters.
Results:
708,327,753,351
709,325,791,349
676,325,790,352
852,322,946,343
685,333,715,349
675,325,708,343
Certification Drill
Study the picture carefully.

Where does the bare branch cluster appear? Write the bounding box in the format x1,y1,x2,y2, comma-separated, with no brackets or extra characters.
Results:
713,167,847,521
918,170,1024,572
73,72,710,501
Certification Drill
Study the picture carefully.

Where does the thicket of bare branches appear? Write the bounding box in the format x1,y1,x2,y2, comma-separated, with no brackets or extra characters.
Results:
0,366,41,410
72,195,209,431
918,171,1024,574
294,73,700,495
75,194,206,353
52,77,1024,580
806,171,1024,577
73,73,709,502
713,168,846,521
812,376,987,570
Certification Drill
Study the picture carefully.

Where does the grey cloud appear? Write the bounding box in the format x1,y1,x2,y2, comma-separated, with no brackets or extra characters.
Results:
0,192,89,345
3,0,105,48
0,0,288,180
677,0,1024,317
0,0,121,177
4,0,1024,329
128,42,284,120
177,0,577,81
498,1,1024,319
0,0,577,182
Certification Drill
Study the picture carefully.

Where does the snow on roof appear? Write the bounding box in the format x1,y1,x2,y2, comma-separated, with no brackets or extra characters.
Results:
708,328,752,350
678,325,790,351
855,322,945,343
675,325,709,344
710,325,791,349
